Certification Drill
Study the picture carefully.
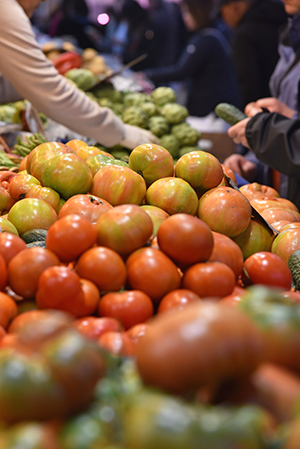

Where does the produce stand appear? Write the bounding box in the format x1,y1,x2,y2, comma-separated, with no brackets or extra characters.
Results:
1,40,300,449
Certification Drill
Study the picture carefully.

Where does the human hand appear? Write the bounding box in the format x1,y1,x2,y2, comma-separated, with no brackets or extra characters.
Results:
227,117,251,148
120,124,160,150
245,98,296,118
223,154,258,182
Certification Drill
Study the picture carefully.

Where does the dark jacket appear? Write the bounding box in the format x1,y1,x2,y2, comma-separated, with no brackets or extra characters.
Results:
245,109,300,210
145,24,241,117
231,0,287,108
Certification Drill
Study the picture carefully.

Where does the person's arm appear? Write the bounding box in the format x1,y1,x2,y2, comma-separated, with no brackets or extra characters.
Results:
0,0,158,149
245,111,300,178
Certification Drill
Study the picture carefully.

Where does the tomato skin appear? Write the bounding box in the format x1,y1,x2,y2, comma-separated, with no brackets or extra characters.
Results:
182,261,236,299
0,229,27,266
91,165,147,206
156,213,214,265
157,289,201,313
126,323,150,344
46,214,98,263
72,316,123,340
0,291,18,330
0,253,7,291
271,227,300,264
96,204,153,257
243,251,292,290
58,194,113,223
136,301,265,394
97,290,154,330
198,186,252,237
75,246,127,293
209,231,244,278
98,331,136,357
146,177,198,216
126,247,181,303
8,247,60,299
36,266,88,317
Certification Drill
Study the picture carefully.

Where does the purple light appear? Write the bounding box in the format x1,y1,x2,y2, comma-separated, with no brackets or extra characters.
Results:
97,13,110,25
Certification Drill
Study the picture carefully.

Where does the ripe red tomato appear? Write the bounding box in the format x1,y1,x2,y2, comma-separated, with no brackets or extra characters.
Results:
97,290,154,330
97,331,136,357
156,213,214,265
126,323,150,344
75,246,127,293
72,316,123,340
0,233,27,265
36,265,99,317
126,247,181,303
182,261,236,298
46,214,98,263
8,247,60,299
0,291,18,329
208,231,244,278
243,251,292,290
157,289,201,314
0,253,7,291
58,194,113,223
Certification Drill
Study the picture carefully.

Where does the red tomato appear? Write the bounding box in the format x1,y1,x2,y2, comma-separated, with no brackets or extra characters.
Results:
0,233,27,265
58,194,113,223
0,291,18,329
158,289,201,313
182,261,236,298
98,331,136,357
75,246,127,293
46,214,97,263
126,323,150,344
156,213,214,265
209,231,244,278
239,183,280,201
219,285,248,306
72,316,123,340
36,265,98,317
8,247,60,299
126,247,181,303
97,290,154,330
243,251,292,290
0,253,7,291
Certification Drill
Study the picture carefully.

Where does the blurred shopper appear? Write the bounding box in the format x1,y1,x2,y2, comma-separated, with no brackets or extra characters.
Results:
0,0,158,149
218,0,287,108
139,0,242,117
223,0,300,197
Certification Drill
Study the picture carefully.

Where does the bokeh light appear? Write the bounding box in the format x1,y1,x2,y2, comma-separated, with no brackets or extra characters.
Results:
97,13,110,25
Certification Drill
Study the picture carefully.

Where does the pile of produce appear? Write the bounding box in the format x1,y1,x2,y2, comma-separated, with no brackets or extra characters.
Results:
0,135,300,447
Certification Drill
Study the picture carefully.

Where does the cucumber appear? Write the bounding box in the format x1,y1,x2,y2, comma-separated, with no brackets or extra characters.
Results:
22,229,47,244
288,249,300,291
215,103,247,126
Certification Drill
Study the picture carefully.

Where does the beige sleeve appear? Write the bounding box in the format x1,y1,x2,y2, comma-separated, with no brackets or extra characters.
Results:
0,0,126,147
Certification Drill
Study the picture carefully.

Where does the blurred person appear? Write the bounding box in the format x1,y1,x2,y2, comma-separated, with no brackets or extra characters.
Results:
139,0,242,117
218,0,287,108
0,0,159,150
223,0,300,195
225,98,300,209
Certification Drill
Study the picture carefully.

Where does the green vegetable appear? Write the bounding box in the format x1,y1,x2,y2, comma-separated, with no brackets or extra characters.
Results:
148,116,170,137
151,87,177,106
171,123,201,146
288,250,300,291
123,92,149,107
13,132,47,157
122,106,149,129
21,229,48,244
159,134,180,158
140,102,158,117
0,151,18,169
65,68,98,91
160,103,189,125
178,146,202,157
215,103,247,126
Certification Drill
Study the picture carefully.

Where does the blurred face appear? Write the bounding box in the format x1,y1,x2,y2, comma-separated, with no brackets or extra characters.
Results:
17,0,47,17
220,2,247,28
281,0,300,15
181,3,197,31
